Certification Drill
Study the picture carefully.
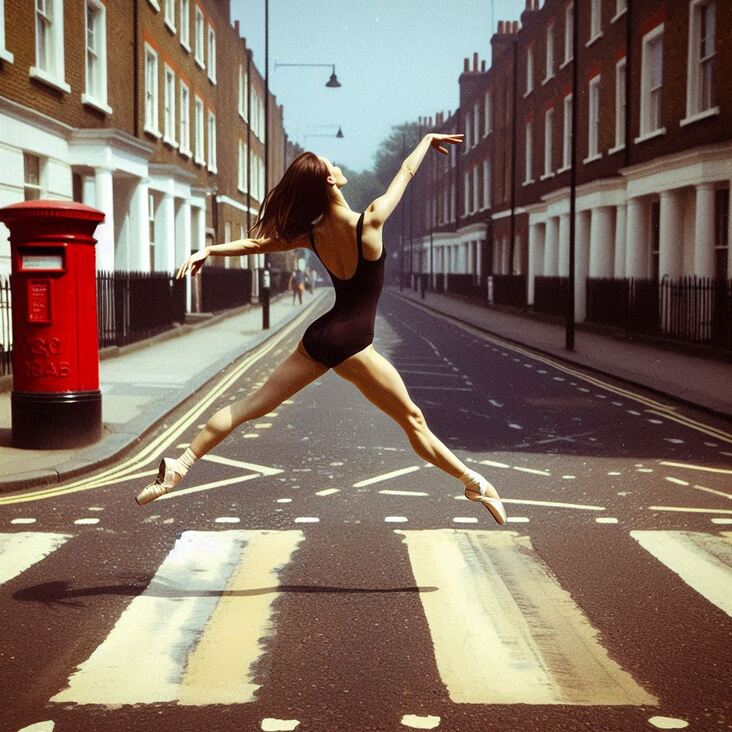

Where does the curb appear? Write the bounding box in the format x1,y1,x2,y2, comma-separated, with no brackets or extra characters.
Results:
0,289,329,493
388,288,732,423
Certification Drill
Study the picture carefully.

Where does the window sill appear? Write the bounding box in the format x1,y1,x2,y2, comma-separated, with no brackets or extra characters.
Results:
81,94,112,115
582,152,603,164
163,136,179,149
608,143,625,155
0,48,14,64
29,66,71,93
179,148,192,159
194,157,205,167
144,125,162,139
195,56,206,71
556,164,571,174
586,32,603,48
680,106,720,127
522,179,535,187
147,0,160,10
610,8,627,23
524,88,533,98
540,172,555,181
207,165,218,174
560,57,572,70
165,20,176,34
208,74,217,85
181,40,191,53
634,127,666,144
541,74,554,86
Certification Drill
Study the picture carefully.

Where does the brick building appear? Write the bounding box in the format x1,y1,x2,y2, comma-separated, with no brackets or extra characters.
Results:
411,0,731,323
0,0,290,305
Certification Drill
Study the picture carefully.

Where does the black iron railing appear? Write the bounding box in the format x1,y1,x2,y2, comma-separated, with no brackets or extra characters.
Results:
0,275,11,377
534,276,570,317
491,274,527,307
200,266,253,312
446,273,486,301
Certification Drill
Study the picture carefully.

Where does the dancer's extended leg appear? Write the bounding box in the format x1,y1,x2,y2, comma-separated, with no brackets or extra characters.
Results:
333,345,506,524
135,345,328,504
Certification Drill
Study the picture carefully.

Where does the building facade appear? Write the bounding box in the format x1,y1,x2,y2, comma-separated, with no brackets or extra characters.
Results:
411,0,731,323
0,0,289,303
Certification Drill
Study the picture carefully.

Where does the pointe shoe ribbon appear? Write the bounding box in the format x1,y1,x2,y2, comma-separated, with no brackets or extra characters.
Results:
135,458,182,505
465,483,508,525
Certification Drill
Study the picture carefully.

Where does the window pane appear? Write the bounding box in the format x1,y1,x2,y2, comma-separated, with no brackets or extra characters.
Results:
24,153,40,185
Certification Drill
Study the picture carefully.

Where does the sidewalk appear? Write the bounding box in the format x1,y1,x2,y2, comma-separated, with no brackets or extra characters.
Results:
0,288,329,492
389,285,732,421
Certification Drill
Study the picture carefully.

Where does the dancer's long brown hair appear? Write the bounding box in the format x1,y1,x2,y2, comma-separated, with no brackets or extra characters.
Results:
248,152,331,243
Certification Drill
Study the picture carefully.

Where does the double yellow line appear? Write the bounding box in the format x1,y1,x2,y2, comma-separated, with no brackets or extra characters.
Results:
0,300,321,506
396,294,732,445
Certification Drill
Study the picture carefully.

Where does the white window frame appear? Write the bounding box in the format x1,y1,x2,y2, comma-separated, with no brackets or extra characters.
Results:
463,171,470,215
560,93,572,171
179,79,191,157
207,109,217,173
472,164,479,212
588,0,602,46
180,0,190,51
144,43,161,138
81,0,111,114
31,0,70,93
636,24,665,142
542,107,554,178
0,0,14,62
207,24,216,83
251,87,259,138
164,0,176,32
610,57,626,153
473,103,479,147
238,139,248,193
194,95,205,165
194,6,205,69
524,120,533,185
147,0,160,10
484,91,491,135
465,112,471,150
543,25,554,83
163,64,177,147
612,0,628,23
482,159,491,209
584,75,602,163
563,2,573,67
682,0,719,126
23,152,43,201
525,46,534,95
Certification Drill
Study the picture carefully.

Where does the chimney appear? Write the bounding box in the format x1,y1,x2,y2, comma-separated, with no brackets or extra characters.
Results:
234,19,239,34
473,51,479,72
463,57,469,72
498,20,504,34
481,59,486,72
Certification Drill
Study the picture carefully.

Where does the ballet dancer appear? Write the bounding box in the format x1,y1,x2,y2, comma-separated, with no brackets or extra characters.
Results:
136,133,507,525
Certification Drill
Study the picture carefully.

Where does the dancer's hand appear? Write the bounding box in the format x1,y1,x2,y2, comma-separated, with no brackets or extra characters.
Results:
428,133,464,155
176,248,210,279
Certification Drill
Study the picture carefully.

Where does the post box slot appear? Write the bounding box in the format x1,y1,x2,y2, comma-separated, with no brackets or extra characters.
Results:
19,248,65,272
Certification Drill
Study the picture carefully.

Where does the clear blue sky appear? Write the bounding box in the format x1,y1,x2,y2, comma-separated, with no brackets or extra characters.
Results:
230,1,525,173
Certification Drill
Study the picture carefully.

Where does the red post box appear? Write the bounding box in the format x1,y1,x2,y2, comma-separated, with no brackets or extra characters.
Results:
0,200,105,449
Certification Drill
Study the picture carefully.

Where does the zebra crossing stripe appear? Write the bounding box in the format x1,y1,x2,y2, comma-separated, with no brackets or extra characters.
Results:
630,530,732,618
51,530,303,705
395,529,657,706
0,532,71,587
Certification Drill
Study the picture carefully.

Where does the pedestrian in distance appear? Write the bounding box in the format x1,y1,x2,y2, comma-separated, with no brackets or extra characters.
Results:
136,135,507,525
289,268,306,305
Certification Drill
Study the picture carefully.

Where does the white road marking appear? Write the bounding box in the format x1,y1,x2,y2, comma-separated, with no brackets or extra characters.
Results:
255,423,272,429
479,459,510,468
88,507,104,512
10,518,36,525
399,369,462,377
488,400,503,408
379,490,430,497
396,529,656,705
506,516,530,523
0,532,71,586
648,716,689,729
452,517,479,524
659,461,732,475
315,488,340,497
409,386,472,391
631,531,732,617
595,517,619,524
608,471,622,476
562,475,576,480
51,530,303,705
508,423,523,430
214,517,241,524
329,461,344,466
503,498,605,511
294,517,319,523
665,477,690,486
276,498,292,503
243,434,260,439
627,410,641,415
649,505,732,515
400,714,441,729
711,518,732,524
385,516,408,523
157,474,260,500
201,454,283,476
664,438,684,444
73,518,100,525
353,466,421,487
16,722,56,732
513,466,551,476
260,720,300,731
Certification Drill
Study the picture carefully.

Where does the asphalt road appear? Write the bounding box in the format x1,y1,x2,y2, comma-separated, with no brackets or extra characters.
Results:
1,290,731,732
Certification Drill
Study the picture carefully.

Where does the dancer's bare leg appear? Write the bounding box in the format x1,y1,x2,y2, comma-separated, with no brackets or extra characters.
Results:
332,344,506,523
189,343,328,456
333,345,469,479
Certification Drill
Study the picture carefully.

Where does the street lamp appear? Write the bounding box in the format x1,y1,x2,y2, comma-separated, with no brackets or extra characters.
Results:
274,62,342,88
303,126,344,147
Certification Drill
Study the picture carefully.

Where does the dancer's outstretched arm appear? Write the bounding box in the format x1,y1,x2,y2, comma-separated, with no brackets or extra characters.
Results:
367,132,464,226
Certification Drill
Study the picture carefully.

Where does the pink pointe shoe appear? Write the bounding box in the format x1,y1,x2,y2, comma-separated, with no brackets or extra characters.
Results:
135,458,182,505
464,479,508,525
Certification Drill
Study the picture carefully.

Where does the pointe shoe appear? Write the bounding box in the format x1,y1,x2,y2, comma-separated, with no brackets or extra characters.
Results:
135,458,182,505
465,479,508,526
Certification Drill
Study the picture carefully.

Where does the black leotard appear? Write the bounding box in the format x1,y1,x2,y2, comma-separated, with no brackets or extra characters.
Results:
301,211,386,368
